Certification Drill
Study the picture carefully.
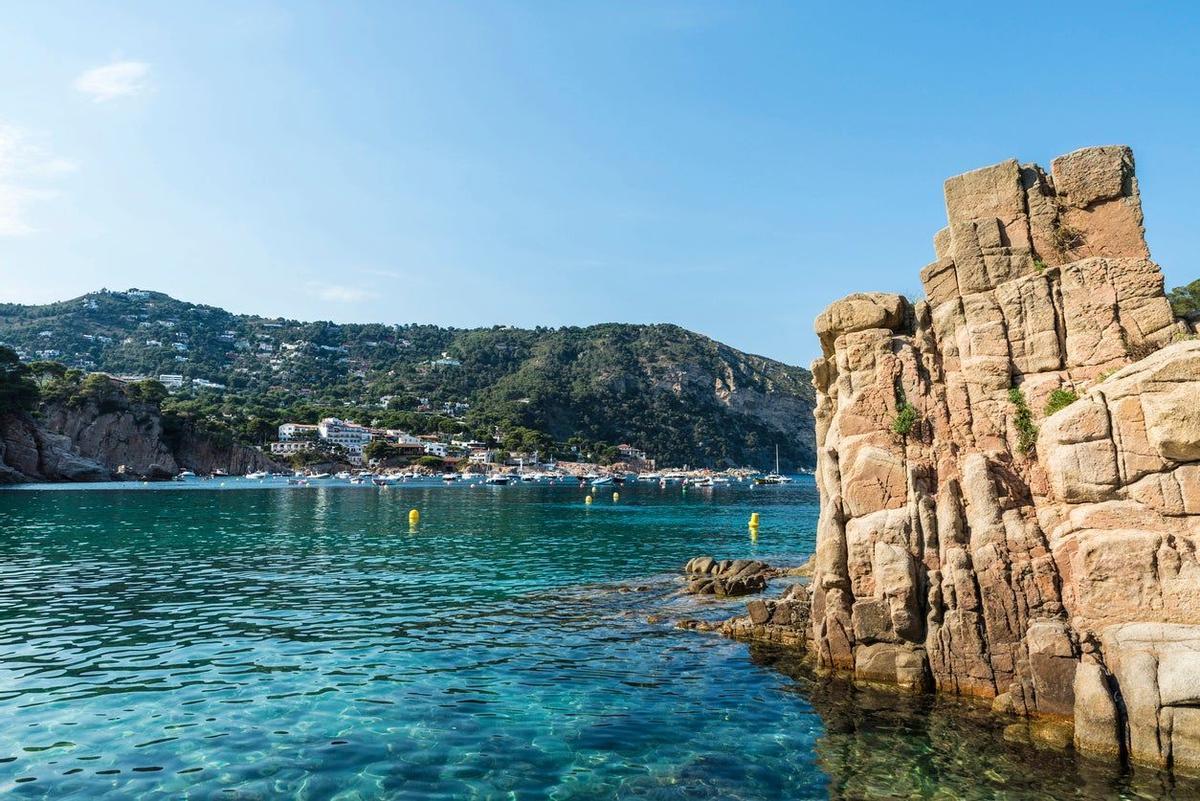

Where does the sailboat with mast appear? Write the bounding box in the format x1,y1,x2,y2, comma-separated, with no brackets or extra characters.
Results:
754,445,793,485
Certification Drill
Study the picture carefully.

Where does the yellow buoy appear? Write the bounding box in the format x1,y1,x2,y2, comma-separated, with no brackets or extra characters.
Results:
749,512,760,527
585,495,593,505
612,492,619,502
408,509,420,525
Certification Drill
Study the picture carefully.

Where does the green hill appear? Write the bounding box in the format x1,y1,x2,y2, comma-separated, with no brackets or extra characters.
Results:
0,289,815,470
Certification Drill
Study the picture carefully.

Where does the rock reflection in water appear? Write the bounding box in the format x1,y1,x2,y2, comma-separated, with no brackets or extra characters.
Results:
748,644,1200,801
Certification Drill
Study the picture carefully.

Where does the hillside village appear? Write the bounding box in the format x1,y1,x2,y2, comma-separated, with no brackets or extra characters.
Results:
269,415,652,471
0,288,818,471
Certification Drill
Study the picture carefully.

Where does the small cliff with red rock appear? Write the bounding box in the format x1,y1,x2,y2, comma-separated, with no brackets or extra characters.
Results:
0,376,278,483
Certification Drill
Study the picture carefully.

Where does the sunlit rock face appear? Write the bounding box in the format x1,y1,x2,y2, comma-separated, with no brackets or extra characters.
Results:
809,146,1200,774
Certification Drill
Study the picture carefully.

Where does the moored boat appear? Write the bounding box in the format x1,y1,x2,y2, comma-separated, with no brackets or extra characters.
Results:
754,445,793,485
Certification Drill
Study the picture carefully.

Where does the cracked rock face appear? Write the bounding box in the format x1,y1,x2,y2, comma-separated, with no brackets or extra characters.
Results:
810,145,1200,775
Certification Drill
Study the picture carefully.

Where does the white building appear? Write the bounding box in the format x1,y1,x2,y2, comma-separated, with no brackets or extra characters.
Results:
468,448,497,465
317,418,373,457
279,423,319,441
158,374,184,389
383,430,422,446
423,441,449,458
270,441,311,456
618,443,649,463
430,352,461,367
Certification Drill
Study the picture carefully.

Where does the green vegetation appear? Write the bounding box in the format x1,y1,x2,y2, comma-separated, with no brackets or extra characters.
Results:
0,346,38,414
1033,257,1048,273
0,290,816,469
892,400,918,437
1168,279,1200,318
1044,388,1079,417
1050,215,1084,256
1008,387,1037,455
363,440,402,463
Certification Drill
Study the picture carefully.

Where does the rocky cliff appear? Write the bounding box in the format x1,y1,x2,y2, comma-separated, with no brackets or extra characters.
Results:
0,412,110,483
809,146,1200,774
0,380,279,483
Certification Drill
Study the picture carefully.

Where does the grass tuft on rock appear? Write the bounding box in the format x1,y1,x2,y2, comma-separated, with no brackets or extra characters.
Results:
892,401,918,437
1008,387,1037,455
1044,389,1079,417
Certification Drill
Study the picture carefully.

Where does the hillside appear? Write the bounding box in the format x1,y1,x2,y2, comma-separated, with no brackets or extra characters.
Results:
0,290,816,470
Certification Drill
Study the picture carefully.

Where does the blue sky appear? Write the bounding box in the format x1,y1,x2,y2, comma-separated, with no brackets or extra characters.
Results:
1,1,1197,366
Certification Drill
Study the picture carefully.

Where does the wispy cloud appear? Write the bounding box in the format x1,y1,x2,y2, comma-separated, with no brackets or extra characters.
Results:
306,282,374,303
0,124,76,237
74,60,151,102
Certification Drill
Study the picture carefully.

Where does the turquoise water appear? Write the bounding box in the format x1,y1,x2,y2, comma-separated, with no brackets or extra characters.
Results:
0,478,1196,799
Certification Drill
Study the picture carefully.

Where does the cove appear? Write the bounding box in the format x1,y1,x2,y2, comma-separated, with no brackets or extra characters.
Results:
0,480,1195,799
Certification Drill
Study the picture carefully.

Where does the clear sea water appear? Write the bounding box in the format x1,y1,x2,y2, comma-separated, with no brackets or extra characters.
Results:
1,477,1196,800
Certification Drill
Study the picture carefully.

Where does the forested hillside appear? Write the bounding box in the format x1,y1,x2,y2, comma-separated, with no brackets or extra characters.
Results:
0,290,815,470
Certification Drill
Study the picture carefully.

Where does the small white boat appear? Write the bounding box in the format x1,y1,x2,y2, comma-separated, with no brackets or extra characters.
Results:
335,471,352,480
442,473,460,482
484,473,510,485
177,470,196,480
638,472,662,481
308,472,332,480
754,446,793,485
245,470,269,480
591,476,615,486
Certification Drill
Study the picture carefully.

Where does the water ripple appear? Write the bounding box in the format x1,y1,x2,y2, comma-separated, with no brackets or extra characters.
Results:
1,480,1193,799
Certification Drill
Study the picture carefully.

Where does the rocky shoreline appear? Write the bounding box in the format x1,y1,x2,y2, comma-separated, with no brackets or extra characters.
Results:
0,377,279,484
672,146,1200,781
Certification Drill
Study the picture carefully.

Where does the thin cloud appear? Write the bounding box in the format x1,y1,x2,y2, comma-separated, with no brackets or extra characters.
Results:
0,124,76,237
74,60,151,102
306,282,374,303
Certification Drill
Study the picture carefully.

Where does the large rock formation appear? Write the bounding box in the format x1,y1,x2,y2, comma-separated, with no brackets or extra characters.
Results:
0,378,279,483
0,412,110,483
810,146,1200,774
